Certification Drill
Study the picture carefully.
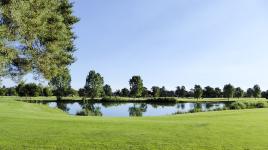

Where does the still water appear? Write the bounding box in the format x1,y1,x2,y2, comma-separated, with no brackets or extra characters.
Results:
38,101,227,117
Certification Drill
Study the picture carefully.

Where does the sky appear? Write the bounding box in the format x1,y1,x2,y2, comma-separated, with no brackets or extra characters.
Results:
3,0,268,91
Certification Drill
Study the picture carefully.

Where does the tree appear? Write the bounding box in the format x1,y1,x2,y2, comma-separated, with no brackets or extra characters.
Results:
151,86,160,97
23,83,42,97
203,86,216,98
160,86,168,97
175,86,187,98
234,87,244,99
246,88,254,97
0,86,6,96
129,76,143,97
262,90,268,99
6,87,17,96
175,86,181,97
215,87,222,98
103,84,112,97
194,85,203,100
43,87,53,97
67,88,78,97
0,0,78,80
84,70,104,99
49,69,71,100
142,87,149,97
121,88,130,97
16,82,26,97
223,84,235,100
78,88,86,97
253,84,261,99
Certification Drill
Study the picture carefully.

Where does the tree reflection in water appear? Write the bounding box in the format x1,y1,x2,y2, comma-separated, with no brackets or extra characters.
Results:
129,103,147,117
56,101,69,112
77,102,102,116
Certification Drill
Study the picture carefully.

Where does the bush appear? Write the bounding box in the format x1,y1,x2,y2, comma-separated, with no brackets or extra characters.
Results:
255,102,268,108
229,102,246,110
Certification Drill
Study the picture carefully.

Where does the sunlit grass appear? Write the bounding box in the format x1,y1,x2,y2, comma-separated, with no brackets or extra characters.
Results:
1,98,268,149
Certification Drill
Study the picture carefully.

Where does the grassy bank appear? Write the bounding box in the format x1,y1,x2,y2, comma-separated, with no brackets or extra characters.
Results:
1,98,268,149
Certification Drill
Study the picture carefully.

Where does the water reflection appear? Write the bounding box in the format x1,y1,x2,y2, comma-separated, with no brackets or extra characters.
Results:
35,101,227,117
129,104,147,117
76,103,102,116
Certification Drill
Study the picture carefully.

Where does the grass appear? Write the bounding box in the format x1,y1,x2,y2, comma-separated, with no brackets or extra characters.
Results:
1,97,268,149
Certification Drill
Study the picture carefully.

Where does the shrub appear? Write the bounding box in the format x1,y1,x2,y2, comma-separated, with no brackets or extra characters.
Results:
255,102,268,108
229,102,246,110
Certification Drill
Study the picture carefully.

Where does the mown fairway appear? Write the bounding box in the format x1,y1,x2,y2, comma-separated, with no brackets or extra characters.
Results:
1,98,268,150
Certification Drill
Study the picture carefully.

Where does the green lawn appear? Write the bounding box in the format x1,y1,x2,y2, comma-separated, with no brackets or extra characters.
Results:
1,98,268,149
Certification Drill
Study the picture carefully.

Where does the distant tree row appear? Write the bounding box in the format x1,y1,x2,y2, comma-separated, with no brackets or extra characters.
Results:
0,82,78,98
1,70,267,100
77,70,267,99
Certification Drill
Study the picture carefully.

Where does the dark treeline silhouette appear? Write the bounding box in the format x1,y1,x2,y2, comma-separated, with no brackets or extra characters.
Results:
76,70,267,99
1,70,268,99
0,82,78,97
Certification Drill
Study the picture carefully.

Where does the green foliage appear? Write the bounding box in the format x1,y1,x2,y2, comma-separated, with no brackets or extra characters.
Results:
78,88,86,97
246,88,254,97
42,87,53,97
141,87,149,97
0,0,78,80
151,86,160,97
175,86,187,98
194,85,203,99
203,86,216,98
129,76,143,97
84,70,104,99
121,88,130,97
214,87,222,98
15,83,42,97
253,84,261,99
229,102,247,109
103,84,112,97
6,87,17,96
160,86,167,97
49,69,71,100
234,87,244,99
0,86,6,96
223,84,235,99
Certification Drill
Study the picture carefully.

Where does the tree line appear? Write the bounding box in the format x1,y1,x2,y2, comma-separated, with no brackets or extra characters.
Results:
1,70,267,100
77,70,267,100
0,82,77,97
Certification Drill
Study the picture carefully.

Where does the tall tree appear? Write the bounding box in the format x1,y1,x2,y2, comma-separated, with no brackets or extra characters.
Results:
253,84,261,99
160,86,167,97
129,76,143,97
246,88,254,97
103,84,112,97
0,0,79,81
84,70,104,99
151,86,160,97
223,84,235,100
49,69,71,100
234,87,244,99
194,85,203,100
175,86,187,98
215,87,222,98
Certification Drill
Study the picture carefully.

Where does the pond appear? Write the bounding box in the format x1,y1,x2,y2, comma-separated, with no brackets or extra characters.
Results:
33,101,228,117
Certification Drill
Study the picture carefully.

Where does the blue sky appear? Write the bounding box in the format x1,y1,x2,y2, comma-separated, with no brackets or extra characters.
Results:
3,0,268,91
